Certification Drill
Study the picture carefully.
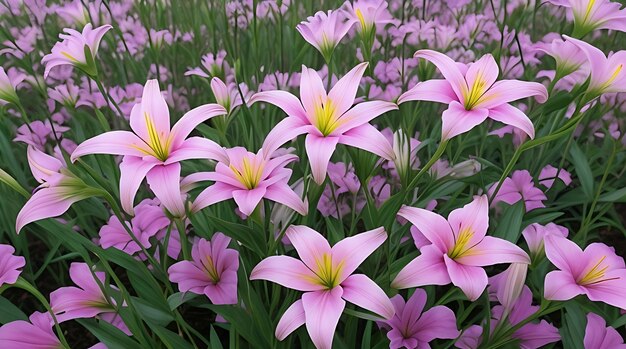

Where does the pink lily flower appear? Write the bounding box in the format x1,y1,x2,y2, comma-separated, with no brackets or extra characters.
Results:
393,195,530,301
50,262,128,333
398,50,548,140
457,286,560,349
250,226,394,349
168,233,239,305
522,223,569,260
71,79,228,217
296,10,353,62
0,312,61,349
488,170,547,212
210,77,243,114
16,146,101,233
548,0,626,36
342,0,396,35
0,67,24,106
535,38,588,79
538,164,572,189
250,63,397,184
42,23,112,78
584,313,626,348
543,234,626,309
0,244,25,287
563,35,626,98
384,289,459,349
186,147,307,216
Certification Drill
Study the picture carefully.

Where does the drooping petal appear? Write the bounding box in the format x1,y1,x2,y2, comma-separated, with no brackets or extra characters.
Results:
166,136,228,164
249,90,309,122
327,62,368,117
264,182,308,215
331,227,387,282
302,288,346,349
145,163,186,217
584,313,626,349
487,103,535,139
513,320,561,349
232,187,267,216
169,104,227,149
305,134,339,184
443,254,488,301
397,79,457,105
340,274,394,319
477,80,548,109
414,50,468,101
285,225,332,272
563,35,609,88
119,156,158,215
190,182,236,212
16,187,83,233
250,255,324,291
338,123,395,160
397,205,454,254
441,101,489,140
262,116,311,156
332,100,398,135
413,306,460,342
391,245,451,289
584,269,626,309
70,131,149,162
276,299,306,341
456,236,530,266
543,270,583,301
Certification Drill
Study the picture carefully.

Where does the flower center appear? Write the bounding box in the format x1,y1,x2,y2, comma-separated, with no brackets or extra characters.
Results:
230,157,263,189
200,255,221,284
582,0,597,24
314,99,341,136
314,253,343,289
61,51,79,62
464,76,490,110
448,227,473,259
144,112,170,161
578,255,610,285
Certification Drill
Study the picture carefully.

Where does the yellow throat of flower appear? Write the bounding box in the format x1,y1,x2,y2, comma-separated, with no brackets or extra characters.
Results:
448,227,474,259
314,99,342,136
61,51,79,62
314,253,343,289
355,9,367,32
463,75,490,110
230,157,263,189
143,112,170,161
200,255,221,284
578,255,609,285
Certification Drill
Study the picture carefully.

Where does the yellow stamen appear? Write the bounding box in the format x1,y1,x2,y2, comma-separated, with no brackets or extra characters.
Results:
463,71,490,110
144,112,170,161
61,51,78,62
578,255,609,285
355,9,367,31
582,0,597,24
200,255,221,283
230,157,264,189
448,227,473,259
313,253,343,289
314,99,343,136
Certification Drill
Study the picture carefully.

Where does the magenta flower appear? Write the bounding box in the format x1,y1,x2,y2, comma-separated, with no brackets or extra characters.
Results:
584,313,626,348
457,286,560,349
250,63,397,184
538,164,572,189
0,67,24,106
488,170,547,212
168,233,239,305
0,244,25,287
393,195,530,301
188,147,307,216
398,50,547,140
564,35,626,98
522,223,569,260
544,234,626,309
71,79,227,217
296,10,353,62
548,0,626,36
384,289,459,349
42,23,112,78
50,262,127,333
0,312,61,349
250,226,394,349
16,146,101,233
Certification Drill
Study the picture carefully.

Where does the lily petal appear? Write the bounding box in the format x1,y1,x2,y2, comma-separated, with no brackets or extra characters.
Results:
332,227,387,282
70,131,149,162
443,254,488,301
338,123,395,160
232,186,267,216
488,103,535,139
397,205,454,254
414,50,468,101
305,134,339,184
119,156,158,215
397,79,457,105
250,256,324,291
441,101,489,140
302,288,346,349
169,104,227,149
145,163,186,217
391,245,451,289
327,62,368,117
341,274,394,319
276,299,306,341
285,225,332,272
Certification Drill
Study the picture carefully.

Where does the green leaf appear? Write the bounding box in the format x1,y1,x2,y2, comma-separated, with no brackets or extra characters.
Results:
494,201,525,242
0,296,27,324
210,325,224,349
569,143,594,199
599,187,626,203
167,292,198,311
148,324,195,349
78,319,143,349
560,304,586,349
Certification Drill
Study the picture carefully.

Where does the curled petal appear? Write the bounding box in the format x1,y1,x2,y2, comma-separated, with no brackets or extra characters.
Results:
275,299,306,341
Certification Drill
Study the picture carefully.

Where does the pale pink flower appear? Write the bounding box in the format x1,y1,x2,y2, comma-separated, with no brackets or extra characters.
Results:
0,312,61,349
398,50,547,140
535,38,588,79
393,195,530,301
342,0,396,35
584,312,626,348
522,223,569,259
548,0,626,36
185,51,230,79
250,63,397,184
42,23,112,78
71,80,228,217
188,147,307,216
210,77,243,113
168,233,239,304
0,67,24,105
384,289,458,349
250,226,394,349
296,10,353,62
0,244,25,287
544,234,626,309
